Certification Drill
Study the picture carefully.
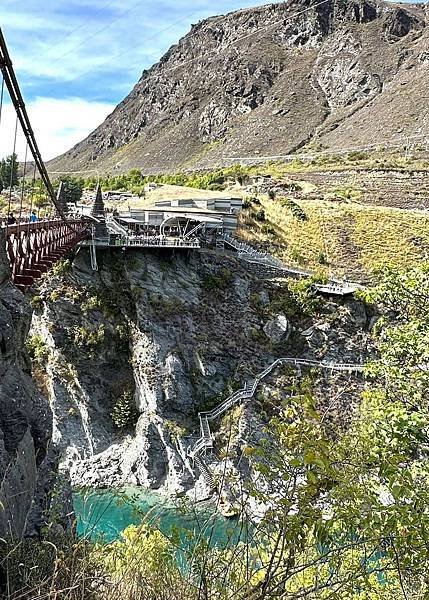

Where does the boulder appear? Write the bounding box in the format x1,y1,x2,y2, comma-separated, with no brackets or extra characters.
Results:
263,314,292,345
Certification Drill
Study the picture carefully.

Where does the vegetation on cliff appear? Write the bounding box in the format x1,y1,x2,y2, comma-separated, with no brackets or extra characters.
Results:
3,262,429,598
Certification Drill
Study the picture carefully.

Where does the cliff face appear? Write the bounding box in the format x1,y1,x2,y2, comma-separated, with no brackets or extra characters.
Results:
30,248,371,497
0,232,59,538
49,0,428,174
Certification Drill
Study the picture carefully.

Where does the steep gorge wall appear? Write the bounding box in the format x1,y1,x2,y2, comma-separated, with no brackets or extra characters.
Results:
30,247,371,497
0,232,58,538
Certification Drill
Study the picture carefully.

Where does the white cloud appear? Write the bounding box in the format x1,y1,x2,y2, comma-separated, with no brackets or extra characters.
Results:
0,98,114,161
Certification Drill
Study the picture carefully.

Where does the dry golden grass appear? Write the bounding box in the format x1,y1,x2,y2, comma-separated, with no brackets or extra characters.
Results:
240,197,429,282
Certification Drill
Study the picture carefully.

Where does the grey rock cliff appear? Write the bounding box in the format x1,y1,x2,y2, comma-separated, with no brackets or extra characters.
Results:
0,232,58,538
30,247,371,498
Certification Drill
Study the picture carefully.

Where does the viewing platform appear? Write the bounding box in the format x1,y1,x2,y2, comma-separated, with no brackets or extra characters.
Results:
81,235,201,250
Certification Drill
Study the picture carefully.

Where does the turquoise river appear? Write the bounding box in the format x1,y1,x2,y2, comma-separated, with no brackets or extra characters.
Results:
73,487,245,545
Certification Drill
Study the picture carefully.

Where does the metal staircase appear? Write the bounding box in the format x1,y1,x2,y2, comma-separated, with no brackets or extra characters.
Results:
220,233,362,296
188,357,363,461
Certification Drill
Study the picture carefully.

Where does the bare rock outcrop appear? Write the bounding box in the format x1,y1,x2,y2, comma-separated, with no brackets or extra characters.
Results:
49,0,428,174
0,232,59,538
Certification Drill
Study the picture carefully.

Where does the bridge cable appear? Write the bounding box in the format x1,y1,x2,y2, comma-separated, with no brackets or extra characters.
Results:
0,76,4,129
26,163,37,234
17,143,29,234
5,115,18,237
0,28,67,221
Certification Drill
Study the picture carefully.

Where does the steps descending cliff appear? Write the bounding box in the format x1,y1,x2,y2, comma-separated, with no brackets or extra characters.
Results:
49,0,428,174
29,247,372,498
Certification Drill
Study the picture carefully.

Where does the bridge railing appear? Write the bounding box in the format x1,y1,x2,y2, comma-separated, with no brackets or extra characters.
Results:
4,218,89,291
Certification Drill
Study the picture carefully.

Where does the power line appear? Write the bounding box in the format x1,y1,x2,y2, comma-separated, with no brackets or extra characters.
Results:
34,0,123,61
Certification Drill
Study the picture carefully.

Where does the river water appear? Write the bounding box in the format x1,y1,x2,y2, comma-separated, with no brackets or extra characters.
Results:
73,487,245,545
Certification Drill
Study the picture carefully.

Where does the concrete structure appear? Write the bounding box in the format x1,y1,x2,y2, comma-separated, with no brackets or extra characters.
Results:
115,197,242,236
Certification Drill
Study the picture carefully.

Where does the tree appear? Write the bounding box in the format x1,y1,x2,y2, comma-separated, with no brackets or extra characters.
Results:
0,153,18,189
55,175,84,204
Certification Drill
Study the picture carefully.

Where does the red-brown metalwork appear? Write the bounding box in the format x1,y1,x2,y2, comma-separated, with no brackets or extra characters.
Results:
4,219,89,291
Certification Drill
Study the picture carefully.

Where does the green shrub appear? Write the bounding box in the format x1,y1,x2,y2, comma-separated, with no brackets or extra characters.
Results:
202,268,233,293
280,197,308,221
52,258,72,278
111,389,139,429
26,334,50,365
317,251,327,265
253,209,266,222
347,150,368,161
81,295,103,314
72,325,105,350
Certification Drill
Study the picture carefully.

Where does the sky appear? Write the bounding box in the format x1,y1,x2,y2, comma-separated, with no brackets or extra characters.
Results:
0,0,420,162
0,0,276,161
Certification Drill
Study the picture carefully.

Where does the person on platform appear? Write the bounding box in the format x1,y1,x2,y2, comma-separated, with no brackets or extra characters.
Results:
29,211,38,223
7,213,16,225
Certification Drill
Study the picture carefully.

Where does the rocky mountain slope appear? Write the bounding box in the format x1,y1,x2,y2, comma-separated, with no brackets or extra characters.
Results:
49,0,429,174
29,248,372,498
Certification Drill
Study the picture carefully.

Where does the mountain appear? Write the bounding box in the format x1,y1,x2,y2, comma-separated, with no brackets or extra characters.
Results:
49,0,429,174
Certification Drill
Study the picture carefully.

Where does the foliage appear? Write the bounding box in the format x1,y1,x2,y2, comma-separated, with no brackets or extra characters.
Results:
26,334,50,365
0,153,18,191
202,267,233,294
54,175,85,204
9,264,429,599
82,164,250,193
279,197,308,221
71,324,105,352
164,419,187,440
269,277,322,319
110,389,138,429
52,258,72,278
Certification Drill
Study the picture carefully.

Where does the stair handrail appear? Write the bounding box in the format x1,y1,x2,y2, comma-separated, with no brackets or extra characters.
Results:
220,233,363,293
188,356,364,458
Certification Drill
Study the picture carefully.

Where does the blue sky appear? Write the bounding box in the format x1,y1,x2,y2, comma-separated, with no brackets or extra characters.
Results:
0,0,275,159
0,0,419,161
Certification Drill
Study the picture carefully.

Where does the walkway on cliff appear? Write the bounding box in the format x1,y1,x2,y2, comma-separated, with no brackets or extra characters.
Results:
219,233,363,296
188,357,364,461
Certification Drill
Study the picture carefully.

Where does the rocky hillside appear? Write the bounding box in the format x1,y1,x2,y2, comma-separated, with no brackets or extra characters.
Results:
49,0,429,174
29,248,372,498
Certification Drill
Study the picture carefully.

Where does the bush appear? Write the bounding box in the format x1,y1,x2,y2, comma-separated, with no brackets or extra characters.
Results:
202,268,233,293
26,334,50,365
254,209,266,222
317,251,327,265
111,389,139,429
52,258,72,278
72,325,105,350
347,150,368,162
280,197,308,221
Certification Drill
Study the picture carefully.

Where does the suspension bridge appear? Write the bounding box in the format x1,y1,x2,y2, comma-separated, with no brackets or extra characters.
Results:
0,29,88,290
0,28,363,297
